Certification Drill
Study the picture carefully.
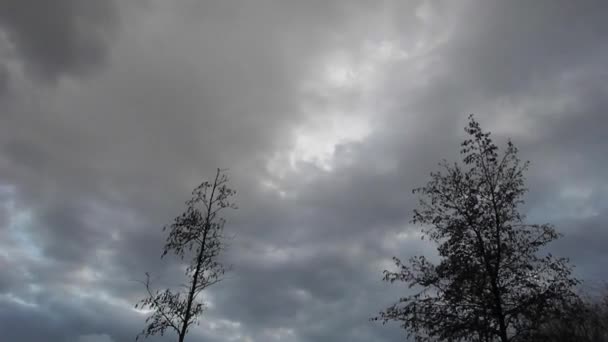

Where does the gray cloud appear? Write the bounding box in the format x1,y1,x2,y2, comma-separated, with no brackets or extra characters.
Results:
79,334,115,342
1,1,607,342
0,0,117,82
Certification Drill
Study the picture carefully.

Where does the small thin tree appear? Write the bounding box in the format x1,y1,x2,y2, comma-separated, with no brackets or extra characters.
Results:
135,168,236,342
375,116,580,342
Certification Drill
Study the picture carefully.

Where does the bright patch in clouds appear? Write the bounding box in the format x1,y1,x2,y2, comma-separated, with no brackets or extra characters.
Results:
319,51,359,89
320,40,408,90
325,64,357,87
281,40,408,173
1,293,39,309
290,113,371,171
263,40,408,196
365,40,409,61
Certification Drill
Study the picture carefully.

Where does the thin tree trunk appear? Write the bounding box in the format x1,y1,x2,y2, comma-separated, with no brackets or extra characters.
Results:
178,170,219,342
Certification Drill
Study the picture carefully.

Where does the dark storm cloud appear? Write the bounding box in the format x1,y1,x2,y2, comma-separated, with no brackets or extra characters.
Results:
0,0,117,82
1,1,608,342
442,0,608,97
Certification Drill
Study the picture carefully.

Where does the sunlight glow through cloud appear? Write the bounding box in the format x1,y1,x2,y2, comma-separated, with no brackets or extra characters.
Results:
265,40,409,183
325,64,357,87
289,114,371,172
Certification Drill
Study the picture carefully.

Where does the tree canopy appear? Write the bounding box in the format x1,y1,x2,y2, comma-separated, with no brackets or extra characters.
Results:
136,169,236,342
376,116,580,342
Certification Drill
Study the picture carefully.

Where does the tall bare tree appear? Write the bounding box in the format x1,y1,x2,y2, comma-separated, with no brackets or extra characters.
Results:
375,116,580,342
135,168,236,342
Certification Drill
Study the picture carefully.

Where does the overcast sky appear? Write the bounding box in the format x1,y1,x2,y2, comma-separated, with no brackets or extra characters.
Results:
1,1,608,341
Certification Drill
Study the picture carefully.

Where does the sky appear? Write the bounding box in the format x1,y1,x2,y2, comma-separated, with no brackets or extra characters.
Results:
1,1,607,341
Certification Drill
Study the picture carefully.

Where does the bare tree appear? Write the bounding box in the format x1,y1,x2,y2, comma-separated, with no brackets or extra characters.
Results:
135,168,236,342
375,116,580,342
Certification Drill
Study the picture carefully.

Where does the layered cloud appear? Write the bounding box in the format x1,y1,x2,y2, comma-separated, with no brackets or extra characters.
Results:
1,1,607,341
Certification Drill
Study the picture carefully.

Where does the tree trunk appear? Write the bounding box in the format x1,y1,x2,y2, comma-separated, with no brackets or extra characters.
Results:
178,171,219,342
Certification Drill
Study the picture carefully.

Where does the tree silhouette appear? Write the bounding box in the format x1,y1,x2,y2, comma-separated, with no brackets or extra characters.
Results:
375,116,580,342
135,168,236,342
537,285,608,342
